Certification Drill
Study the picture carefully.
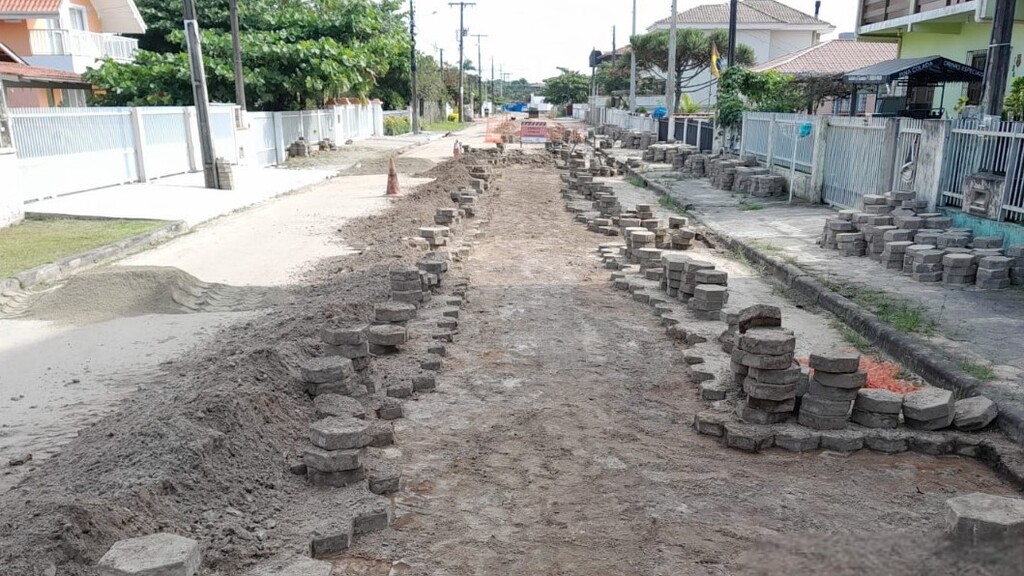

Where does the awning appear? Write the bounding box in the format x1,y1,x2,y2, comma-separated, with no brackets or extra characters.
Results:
0,61,91,89
843,55,984,85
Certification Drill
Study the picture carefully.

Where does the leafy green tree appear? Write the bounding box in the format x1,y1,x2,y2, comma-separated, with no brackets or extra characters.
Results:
85,0,409,110
631,28,755,104
542,68,590,106
715,67,805,127
1005,77,1024,121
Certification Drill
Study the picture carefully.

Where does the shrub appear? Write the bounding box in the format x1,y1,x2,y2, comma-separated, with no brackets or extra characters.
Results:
384,115,411,136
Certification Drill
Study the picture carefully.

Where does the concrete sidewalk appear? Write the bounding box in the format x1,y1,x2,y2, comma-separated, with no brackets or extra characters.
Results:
603,148,1024,432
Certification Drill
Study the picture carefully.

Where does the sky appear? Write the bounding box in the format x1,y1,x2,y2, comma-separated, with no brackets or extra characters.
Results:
412,0,858,83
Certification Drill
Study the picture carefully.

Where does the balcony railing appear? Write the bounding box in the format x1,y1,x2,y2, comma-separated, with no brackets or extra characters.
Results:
27,29,138,62
861,0,974,26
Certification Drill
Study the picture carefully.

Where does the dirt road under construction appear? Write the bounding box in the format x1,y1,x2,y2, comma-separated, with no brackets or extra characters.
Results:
0,125,1020,575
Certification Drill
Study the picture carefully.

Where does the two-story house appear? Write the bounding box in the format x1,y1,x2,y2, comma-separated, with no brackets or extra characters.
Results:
856,0,1021,115
0,0,143,106
648,0,835,106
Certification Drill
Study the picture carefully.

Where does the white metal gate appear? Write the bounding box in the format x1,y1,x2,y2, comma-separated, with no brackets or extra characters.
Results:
821,117,889,209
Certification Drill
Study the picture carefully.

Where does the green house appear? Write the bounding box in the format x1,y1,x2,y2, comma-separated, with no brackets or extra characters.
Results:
857,0,1024,116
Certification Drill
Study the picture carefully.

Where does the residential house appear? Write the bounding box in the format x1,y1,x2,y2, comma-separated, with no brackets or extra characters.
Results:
752,37,898,114
856,0,1021,115
0,0,144,78
1,40,92,106
648,0,835,106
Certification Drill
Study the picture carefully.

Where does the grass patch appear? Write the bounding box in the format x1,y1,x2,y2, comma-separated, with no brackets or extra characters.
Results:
748,240,783,253
0,217,167,278
424,120,463,133
626,174,647,188
738,202,764,211
823,279,937,336
958,360,995,381
658,195,694,216
830,320,875,354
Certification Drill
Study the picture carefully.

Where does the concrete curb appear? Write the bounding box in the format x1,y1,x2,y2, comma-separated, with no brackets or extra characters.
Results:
606,153,1024,448
1,220,188,292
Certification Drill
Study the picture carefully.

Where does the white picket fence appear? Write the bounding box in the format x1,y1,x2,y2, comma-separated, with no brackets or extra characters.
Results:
603,108,658,133
9,102,384,202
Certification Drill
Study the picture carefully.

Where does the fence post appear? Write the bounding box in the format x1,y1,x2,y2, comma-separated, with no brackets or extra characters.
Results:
810,116,828,203
129,107,148,182
184,107,200,173
739,115,747,156
766,114,777,166
879,118,900,193
913,120,950,211
272,112,286,165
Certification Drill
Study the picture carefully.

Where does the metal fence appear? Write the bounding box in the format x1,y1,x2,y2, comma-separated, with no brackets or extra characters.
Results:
739,112,816,173
821,117,891,209
939,118,1024,221
604,108,658,133
893,118,923,193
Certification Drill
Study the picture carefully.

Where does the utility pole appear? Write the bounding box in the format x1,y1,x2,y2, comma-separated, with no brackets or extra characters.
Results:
667,0,678,142
629,0,637,112
499,64,504,98
448,2,475,123
183,0,217,189
727,0,738,68
490,56,494,107
471,34,487,115
229,0,245,125
981,0,1017,117
410,0,419,133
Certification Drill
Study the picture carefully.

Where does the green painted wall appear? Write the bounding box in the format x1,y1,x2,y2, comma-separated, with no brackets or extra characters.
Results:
898,21,1024,115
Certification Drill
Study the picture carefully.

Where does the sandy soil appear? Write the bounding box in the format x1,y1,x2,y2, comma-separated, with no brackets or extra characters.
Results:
340,164,1023,576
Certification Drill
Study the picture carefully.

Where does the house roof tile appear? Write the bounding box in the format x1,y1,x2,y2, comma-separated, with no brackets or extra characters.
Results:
752,39,898,76
653,0,831,28
0,0,61,15
0,61,87,84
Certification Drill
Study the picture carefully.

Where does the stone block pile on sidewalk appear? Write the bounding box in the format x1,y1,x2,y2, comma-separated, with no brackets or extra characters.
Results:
799,352,865,430
817,190,1024,290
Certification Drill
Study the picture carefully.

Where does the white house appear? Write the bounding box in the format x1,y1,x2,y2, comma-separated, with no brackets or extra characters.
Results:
647,0,835,107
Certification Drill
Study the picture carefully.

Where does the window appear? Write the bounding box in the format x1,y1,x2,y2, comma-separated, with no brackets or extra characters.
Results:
965,50,987,105
69,6,87,31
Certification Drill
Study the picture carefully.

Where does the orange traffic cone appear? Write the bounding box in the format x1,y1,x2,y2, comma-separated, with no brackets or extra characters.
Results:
453,140,461,159
385,157,401,196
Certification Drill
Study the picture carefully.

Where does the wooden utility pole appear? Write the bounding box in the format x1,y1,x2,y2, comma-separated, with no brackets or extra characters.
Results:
229,0,245,123
448,2,475,123
410,0,419,133
183,0,217,189
981,0,1017,117
471,34,487,115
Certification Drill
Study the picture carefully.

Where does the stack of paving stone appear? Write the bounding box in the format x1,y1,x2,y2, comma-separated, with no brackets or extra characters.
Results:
593,193,621,217
851,388,903,429
626,228,656,264
733,327,799,424
454,190,477,216
721,303,782,356
661,254,689,298
750,174,784,198
417,255,448,295
300,356,361,397
976,255,1014,289
879,240,913,270
712,159,745,190
942,253,977,286
798,351,864,430
678,259,715,303
305,416,371,487
635,203,655,221
687,269,729,320
668,216,695,250
368,302,413,355
683,154,707,177
904,244,944,282
902,387,955,430
836,231,866,256
418,226,450,249
390,267,426,305
322,324,372,373
821,218,857,250
435,208,460,226
637,247,663,271
1010,245,1024,285
732,166,770,194
861,194,894,215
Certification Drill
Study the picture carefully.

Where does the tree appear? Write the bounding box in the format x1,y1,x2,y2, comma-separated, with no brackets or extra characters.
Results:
715,67,806,128
542,68,590,106
84,0,409,110
631,28,755,106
